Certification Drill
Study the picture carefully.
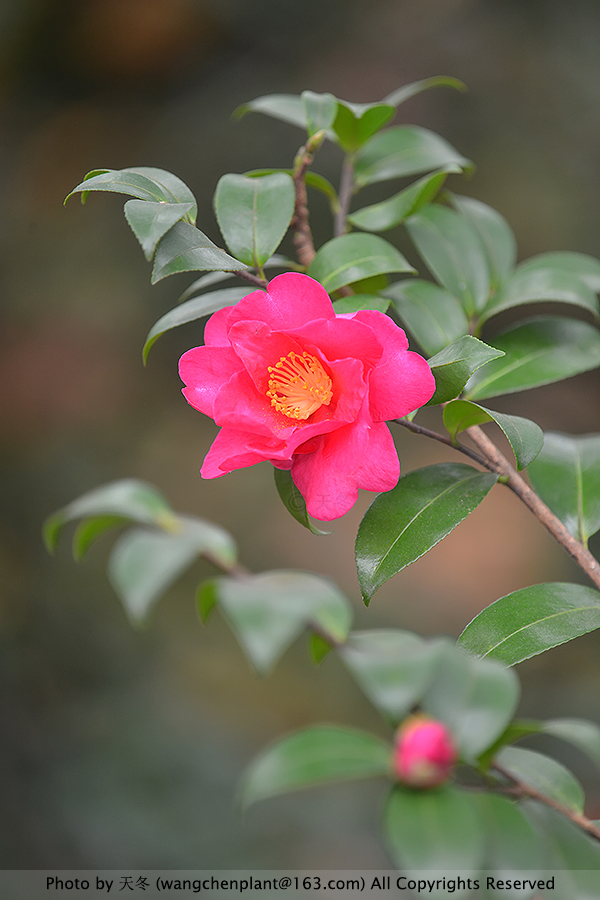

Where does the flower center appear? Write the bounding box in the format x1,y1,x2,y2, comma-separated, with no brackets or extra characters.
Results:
266,351,333,420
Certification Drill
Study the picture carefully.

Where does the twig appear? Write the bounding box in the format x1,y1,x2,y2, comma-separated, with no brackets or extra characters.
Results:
395,418,600,592
493,761,600,843
290,132,325,268
235,269,268,289
334,155,355,237
466,424,600,592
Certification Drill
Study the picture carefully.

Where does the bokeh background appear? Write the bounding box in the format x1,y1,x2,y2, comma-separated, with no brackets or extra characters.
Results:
2,0,600,869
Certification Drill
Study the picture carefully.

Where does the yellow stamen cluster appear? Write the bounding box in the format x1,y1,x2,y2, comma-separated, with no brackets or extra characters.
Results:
266,351,333,420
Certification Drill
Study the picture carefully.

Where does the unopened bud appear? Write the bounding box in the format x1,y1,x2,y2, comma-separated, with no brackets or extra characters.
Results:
393,714,458,788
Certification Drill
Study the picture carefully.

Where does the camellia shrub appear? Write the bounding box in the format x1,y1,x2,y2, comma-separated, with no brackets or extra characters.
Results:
46,78,600,894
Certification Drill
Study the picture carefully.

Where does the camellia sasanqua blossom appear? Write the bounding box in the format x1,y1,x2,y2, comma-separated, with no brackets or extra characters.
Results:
392,714,458,789
179,273,435,520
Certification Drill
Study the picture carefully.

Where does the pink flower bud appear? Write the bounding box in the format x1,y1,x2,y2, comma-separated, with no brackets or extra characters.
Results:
393,715,458,788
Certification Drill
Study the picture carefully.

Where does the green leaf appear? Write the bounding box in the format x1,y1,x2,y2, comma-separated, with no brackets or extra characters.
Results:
307,233,415,294
301,90,338,136
382,76,467,108
43,479,177,553
124,199,195,260
341,630,445,724
233,93,306,129
525,803,600,886
177,270,238,302
450,194,517,292
527,432,600,544
213,173,295,269
476,793,546,887
72,515,126,561
108,515,237,625
543,718,600,768
443,400,543,470
151,221,248,283
421,643,520,763
356,463,497,603
331,102,395,153
482,261,599,323
308,632,334,665
332,293,390,313
197,580,218,623
464,317,600,401
209,571,352,674
347,168,459,232
385,785,485,880
240,725,391,808
496,746,585,814
425,335,505,405
405,204,491,315
65,167,198,216
386,279,469,357
458,582,600,666
354,126,471,188
516,250,600,292
142,285,251,362
273,468,330,536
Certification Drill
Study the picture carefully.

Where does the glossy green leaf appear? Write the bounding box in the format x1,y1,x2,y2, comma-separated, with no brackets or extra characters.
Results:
406,204,491,315
341,630,445,724
151,221,248,283
476,793,546,890
66,167,198,216
356,463,497,603
543,718,600,768
332,293,390,313
516,250,600,292
233,93,306,129
142,285,251,362
527,432,600,543
332,102,395,153
123,199,195,261
496,747,584,814
458,582,600,665
273,468,330,536
108,515,237,624
385,785,485,879
482,262,599,323
422,643,520,763
43,479,177,553
240,726,391,808
213,173,295,268
301,90,338,136
465,317,600,401
382,76,467,108
210,570,352,674
386,279,469,357
307,233,415,294
443,400,543,470
347,168,458,232
426,335,505,405
245,169,339,211
177,270,238,302
354,126,471,188
450,195,517,292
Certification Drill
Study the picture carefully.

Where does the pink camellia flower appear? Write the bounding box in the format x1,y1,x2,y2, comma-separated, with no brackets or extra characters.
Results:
392,714,458,789
179,273,435,521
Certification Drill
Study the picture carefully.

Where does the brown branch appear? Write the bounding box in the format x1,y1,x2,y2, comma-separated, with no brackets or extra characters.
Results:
465,424,600,592
290,132,325,269
395,417,600,592
493,762,600,843
235,269,268,289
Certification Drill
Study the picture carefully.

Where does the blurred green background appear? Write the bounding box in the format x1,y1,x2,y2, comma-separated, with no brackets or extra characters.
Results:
2,0,600,869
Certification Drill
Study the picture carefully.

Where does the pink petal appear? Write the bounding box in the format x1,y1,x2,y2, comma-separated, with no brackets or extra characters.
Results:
226,273,335,332
203,305,235,347
227,320,304,392
201,426,288,477
291,315,383,369
352,310,435,420
179,346,241,417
